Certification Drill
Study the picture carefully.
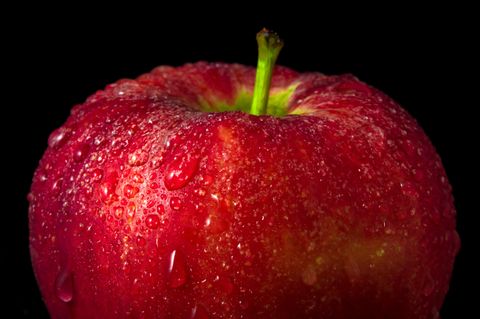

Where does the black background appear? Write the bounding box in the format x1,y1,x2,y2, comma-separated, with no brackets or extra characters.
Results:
4,4,477,318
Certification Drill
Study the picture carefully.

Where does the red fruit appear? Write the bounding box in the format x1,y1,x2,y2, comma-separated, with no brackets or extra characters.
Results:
29,30,459,318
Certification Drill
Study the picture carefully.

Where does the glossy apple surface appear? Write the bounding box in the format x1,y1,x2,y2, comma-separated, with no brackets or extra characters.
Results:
29,62,459,318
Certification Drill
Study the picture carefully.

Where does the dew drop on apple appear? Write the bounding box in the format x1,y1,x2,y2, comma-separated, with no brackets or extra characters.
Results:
51,178,63,194
48,128,69,149
128,149,149,167
92,169,104,182
124,184,139,198
73,143,90,162
170,197,182,211
113,206,124,219
55,268,74,303
126,202,136,220
164,154,199,190
190,304,209,319
157,204,165,214
132,173,144,184
168,249,188,288
202,175,213,186
100,182,116,203
93,134,104,146
100,173,119,203
149,155,164,169
145,214,160,229
136,235,146,246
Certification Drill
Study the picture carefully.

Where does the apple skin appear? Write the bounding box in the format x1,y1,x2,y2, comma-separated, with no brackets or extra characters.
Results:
29,63,459,319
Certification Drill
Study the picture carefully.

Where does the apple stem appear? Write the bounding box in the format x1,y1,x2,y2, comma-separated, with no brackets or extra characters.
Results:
250,29,284,116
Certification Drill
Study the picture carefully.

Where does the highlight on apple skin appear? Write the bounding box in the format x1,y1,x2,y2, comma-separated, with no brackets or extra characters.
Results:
29,29,459,319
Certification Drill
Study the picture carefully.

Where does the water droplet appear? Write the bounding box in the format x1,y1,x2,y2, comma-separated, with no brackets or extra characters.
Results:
127,123,139,136
93,135,104,146
92,169,104,182
136,235,146,246
96,153,106,164
164,154,199,190
113,206,124,219
126,202,136,220
145,214,160,229
190,304,209,319
170,197,182,211
51,178,63,194
124,184,139,198
73,143,90,162
100,181,117,204
157,204,165,214
149,155,164,169
55,268,74,303
111,138,127,150
132,173,144,184
48,128,69,148
202,175,213,186
128,149,149,167
204,216,211,227
146,200,156,208
210,193,219,202
168,250,188,288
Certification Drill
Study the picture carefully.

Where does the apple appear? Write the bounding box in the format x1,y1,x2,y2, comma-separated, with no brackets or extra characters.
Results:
29,29,459,318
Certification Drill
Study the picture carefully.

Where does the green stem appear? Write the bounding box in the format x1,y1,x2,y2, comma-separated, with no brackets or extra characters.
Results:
250,29,284,115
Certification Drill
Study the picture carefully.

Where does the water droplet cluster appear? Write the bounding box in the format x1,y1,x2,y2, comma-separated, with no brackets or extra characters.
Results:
29,62,458,318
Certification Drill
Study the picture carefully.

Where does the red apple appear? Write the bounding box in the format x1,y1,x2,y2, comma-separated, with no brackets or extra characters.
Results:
29,30,459,319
